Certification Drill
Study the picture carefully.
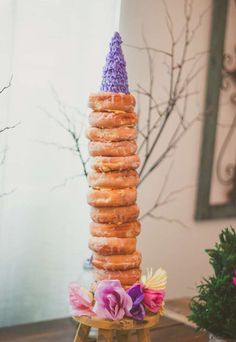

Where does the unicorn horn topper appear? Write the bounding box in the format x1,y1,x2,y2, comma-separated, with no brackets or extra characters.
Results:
100,32,130,94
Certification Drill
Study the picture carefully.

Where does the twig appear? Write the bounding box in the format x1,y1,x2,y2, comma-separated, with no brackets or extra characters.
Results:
139,114,201,185
124,44,172,57
0,75,13,95
0,147,7,166
39,88,88,177
142,31,154,157
0,121,20,134
51,173,85,191
140,181,194,221
35,139,77,153
144,213,191,229
0,187,16,198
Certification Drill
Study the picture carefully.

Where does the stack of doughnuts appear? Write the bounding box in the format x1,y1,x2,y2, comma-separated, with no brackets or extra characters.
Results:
87,92,142,286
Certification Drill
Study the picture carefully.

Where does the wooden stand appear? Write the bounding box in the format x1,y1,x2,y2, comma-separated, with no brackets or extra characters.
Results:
73,314,159,342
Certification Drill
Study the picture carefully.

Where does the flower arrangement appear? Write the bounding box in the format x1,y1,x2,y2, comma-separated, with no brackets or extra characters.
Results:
188,227,236,339
69,268,167,321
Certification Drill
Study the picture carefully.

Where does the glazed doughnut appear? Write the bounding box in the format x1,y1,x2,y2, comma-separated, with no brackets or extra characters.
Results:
91,205,140,224
89,111,138,128
89,140,137,157
92,251,142,271
90,221,141,238
88,92,136,113
94,267,141,286
86,126,137,142
87,188,137,207
91,155,140,172
88,170,139,189
89,237,136,255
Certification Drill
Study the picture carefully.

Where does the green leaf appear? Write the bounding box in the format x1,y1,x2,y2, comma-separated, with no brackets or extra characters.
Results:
188,227,236,339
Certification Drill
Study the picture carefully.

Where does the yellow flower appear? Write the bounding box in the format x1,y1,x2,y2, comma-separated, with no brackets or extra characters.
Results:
159,302,165,316
141,268,167,291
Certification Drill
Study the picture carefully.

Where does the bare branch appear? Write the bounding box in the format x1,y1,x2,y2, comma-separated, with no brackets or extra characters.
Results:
141,31,154,157
188,4,210,44
124,43,172,57
143,213,190,229
51,173,85,191
139,114,201,185
162,0,175,43
0,187,16,199
35,139,77,153
0,75,13,95
0,77,18,198
160,184,195,207
39,88,88,178
0,121,20,134
140,172,194,221
0,147,7,166
154,160,175,204
38,106,68,131
129,2,209,226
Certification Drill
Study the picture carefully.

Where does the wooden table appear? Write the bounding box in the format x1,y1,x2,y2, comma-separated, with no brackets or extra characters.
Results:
0,316,207,341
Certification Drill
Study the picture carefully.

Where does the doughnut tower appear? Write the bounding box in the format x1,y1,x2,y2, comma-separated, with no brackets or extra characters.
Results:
87,32,141,287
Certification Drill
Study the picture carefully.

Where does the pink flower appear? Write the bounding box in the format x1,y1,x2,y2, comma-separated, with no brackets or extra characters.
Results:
94,280,132,320
143,289,165,313
233,270,236,286
69,283,95,317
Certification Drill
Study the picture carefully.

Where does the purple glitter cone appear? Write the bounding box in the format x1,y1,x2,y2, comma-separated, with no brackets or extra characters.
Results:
100,32,130,94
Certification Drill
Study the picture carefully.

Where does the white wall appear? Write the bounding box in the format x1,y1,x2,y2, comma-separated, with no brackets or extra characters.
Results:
0,0,120,327
119,0,236,299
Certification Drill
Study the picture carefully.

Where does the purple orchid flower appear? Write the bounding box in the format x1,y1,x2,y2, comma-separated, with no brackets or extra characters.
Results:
127,283,145,320
129,303,145,321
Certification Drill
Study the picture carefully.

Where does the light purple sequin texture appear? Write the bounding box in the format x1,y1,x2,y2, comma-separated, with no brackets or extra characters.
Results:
100,32,129,94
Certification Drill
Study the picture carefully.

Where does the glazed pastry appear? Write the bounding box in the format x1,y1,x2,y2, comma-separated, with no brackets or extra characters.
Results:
90,221,141,238
91,155,140,172
86,126,137,142
91,205,140,224
87,188,137,207
89,140,137,157
89,237,136,255
89,111,138,128
94,267,142,286
88,170,139,189
92,251,142,271
88,92,135,113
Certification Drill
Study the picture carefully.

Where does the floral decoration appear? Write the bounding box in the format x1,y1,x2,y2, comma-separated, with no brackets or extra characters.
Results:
69,268,167,321
69,282,95,317
141,268,167,290
127,283,145,320
233,270,236,286
93,279,132,320
143,288,165,313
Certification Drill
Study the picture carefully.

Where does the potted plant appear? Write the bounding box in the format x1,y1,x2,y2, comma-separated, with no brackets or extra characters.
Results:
188,227,236,341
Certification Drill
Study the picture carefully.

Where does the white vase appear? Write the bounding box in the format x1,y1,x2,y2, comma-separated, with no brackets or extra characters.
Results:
209,333,236,342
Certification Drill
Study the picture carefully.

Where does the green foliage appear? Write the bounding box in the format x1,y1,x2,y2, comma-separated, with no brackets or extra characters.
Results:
188,227,236,339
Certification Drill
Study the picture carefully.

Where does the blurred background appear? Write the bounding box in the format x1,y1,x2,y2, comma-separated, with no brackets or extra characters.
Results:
0,0,235,328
